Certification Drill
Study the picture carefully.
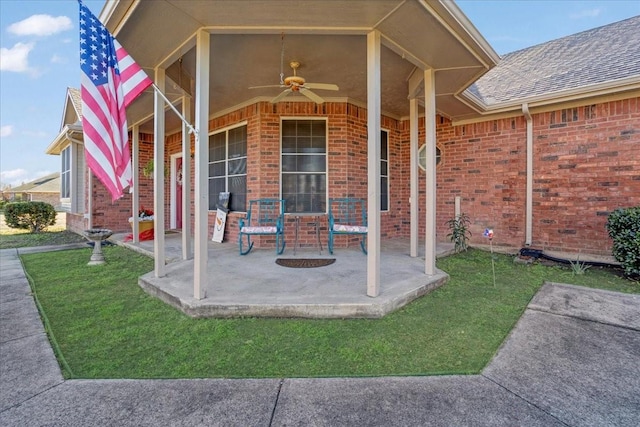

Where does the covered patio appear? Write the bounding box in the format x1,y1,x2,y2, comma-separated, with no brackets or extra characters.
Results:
98,0,498,308
112,232,453,318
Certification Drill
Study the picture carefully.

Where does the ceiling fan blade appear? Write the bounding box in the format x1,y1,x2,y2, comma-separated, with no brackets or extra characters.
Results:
270,89,292,103
299,87,325,104
304,83,339,91
249,84,284,90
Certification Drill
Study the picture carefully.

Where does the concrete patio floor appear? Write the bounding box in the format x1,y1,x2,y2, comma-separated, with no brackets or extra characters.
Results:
111,232,454,318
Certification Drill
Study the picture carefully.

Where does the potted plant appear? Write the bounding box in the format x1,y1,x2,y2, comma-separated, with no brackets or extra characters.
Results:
129,206,155,233
142,160,168,179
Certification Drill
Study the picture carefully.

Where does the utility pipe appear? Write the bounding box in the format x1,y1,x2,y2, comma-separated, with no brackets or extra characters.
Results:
522,103,533,246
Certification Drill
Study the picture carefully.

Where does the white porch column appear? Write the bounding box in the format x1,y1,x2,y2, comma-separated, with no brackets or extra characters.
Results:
153,68,166,278
132,125,140,243
193,29,210,300
181,96,192,260
366,30,381,297
424,68,436,275
409,98,419,258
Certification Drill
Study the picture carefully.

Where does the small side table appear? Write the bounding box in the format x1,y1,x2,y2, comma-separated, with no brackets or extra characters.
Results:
292,214,324,255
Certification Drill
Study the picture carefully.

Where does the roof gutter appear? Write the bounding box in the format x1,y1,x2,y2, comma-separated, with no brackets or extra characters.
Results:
458,76,640,119
522,103,533,247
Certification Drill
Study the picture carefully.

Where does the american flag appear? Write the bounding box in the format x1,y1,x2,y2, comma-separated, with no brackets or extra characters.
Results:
78,0,152,201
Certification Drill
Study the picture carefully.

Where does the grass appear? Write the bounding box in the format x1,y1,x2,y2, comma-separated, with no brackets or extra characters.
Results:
0,212,86,249
21,246,638,380
0,230,87,249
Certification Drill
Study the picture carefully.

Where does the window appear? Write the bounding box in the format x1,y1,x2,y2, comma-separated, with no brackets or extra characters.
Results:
418,144,442,171
61,146,71,199
208,124,247,211
381,130,389,211
281,119,326,213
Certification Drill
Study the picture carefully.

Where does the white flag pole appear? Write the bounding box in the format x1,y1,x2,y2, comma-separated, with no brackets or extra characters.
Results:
151,83,198,136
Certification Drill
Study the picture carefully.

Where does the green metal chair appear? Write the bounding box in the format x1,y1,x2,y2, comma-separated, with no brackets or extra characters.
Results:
239,198,286,255
328,198,368,254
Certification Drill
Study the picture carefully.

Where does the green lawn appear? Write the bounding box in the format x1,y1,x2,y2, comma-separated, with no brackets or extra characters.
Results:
21,246,638,379
0,212,86,249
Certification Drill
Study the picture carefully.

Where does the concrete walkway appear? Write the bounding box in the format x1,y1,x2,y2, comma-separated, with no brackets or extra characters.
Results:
1,246,639,426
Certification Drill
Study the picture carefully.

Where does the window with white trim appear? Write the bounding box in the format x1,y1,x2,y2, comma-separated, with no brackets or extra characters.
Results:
61,146,71,199
418,144,442,170
381,130,389,211
281,119,327,213
208,124,247,212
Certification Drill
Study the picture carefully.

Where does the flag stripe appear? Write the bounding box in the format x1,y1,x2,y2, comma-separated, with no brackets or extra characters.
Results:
79,0,152,201
114,39,152,106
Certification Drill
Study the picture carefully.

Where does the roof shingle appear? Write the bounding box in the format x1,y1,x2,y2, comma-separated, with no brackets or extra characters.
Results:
467,15,640,106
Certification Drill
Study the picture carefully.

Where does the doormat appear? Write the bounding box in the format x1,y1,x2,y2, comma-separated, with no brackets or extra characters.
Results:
276,258,336,268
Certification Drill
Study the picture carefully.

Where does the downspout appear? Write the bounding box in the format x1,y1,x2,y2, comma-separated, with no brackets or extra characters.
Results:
522,104,533,246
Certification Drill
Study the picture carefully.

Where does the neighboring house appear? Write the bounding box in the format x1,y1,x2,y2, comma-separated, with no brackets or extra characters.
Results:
46,1,639,298
4,173,61,208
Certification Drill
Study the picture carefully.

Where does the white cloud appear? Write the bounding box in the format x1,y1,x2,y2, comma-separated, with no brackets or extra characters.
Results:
22,130,49,138
0,42,35,73
0,168,28,187
50,54,65,64
570,9,601,19
0,168,56,189
7,14,73,37
0,125,13,138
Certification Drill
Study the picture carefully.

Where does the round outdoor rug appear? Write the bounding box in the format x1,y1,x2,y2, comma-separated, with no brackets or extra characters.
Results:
276,258,336,268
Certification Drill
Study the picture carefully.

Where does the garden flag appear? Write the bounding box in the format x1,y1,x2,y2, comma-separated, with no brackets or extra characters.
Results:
78,0,152,201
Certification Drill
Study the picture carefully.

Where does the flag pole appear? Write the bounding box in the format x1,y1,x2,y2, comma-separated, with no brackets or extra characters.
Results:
151,83,198,136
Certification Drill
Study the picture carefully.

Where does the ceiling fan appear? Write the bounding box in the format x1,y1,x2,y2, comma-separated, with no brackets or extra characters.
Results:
250,60,339,104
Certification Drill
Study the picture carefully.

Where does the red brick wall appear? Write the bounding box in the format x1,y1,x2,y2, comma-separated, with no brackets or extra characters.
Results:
425,98,640,257
164,101,407,250
529,99,640,256
428,116,527,251
87,132,154,234
66,212,87,235
150,97,638,259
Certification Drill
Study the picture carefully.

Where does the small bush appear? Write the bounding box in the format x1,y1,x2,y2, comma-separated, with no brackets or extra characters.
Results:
446,213,472,253
4,201,57,233
606,206,640,278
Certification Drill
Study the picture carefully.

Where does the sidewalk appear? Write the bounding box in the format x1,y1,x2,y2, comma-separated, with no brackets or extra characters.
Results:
1,246,639,426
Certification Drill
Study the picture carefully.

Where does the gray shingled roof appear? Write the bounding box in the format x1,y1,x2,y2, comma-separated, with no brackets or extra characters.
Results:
68,87,82,118
466,15,640,106
9,173,60,193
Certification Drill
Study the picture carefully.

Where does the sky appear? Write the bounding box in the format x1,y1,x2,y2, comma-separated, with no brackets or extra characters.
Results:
1,0,639,189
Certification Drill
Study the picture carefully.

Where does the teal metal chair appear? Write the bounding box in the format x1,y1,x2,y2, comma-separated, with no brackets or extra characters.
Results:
239,198,286,255
328,198,368,254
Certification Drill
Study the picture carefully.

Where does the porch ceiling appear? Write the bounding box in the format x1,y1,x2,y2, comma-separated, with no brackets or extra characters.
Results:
103,0,498,133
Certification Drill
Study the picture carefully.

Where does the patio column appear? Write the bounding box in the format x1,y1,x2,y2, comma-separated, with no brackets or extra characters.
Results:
193,29,210,300
366,30,381,297
153,67,166,278
181,96,192,260
423,68,436,275
409,98,419,258
132,125,140,244
408,70,423,259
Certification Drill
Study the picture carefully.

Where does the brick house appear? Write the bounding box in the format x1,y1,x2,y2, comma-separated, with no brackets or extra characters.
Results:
3,173,61,208
47,1,639,299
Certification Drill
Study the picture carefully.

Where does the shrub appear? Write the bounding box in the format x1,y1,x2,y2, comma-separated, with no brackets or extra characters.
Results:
606,206,640,278
4,201,57,233
446,213,472,253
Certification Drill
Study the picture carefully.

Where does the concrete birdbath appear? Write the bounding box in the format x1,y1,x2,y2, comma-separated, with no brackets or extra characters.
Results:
83,228,113,266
